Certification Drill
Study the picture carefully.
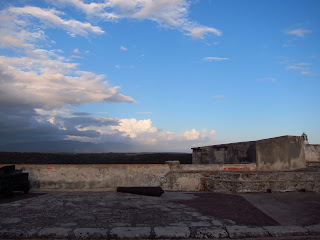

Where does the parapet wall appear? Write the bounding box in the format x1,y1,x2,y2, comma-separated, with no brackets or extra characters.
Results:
0,163,256,192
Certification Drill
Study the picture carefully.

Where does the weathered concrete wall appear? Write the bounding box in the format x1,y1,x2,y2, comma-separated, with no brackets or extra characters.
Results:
256,136,305,171
0,163,255,191
192,149,201,164
305,144,320,162
192,142,256,164
192,136,306,171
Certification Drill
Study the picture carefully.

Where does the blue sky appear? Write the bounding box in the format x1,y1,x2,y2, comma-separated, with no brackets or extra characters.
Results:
0,0,319,152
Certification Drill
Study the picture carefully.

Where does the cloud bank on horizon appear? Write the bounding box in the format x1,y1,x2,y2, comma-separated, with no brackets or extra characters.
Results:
0,0,221,152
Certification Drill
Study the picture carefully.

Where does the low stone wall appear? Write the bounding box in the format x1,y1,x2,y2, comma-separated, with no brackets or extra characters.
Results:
0,162,256,191
201,171,320,193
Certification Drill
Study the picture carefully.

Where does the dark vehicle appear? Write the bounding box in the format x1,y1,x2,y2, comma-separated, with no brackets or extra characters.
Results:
0,165,30,197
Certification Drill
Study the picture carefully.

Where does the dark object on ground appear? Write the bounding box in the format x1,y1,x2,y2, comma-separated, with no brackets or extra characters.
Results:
117,187,164,197
0,165,30,197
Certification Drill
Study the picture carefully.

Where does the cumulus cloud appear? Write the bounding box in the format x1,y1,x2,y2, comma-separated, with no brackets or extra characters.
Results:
183,128,216,141
73,48,80,53
50,0,221,39
209,130,216,136
0,55,134,109
110,119,157,138
184,129,200,140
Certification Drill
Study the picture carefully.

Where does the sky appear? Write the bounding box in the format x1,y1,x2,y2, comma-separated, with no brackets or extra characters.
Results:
0,0,319,153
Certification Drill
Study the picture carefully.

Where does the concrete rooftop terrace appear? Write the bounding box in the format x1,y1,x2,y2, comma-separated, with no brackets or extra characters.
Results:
0,190,319,239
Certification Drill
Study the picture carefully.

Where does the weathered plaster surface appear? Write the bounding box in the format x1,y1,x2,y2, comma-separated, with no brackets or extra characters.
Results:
256,136,305,171
0,163,255,191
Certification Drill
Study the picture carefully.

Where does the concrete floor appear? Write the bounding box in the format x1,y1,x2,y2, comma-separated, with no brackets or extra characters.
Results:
0,191,319,239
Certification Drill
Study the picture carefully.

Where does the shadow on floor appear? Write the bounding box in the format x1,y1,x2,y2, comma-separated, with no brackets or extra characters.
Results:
171,192,280,226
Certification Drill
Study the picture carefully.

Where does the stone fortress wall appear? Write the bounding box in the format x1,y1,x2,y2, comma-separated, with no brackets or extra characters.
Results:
0,163,255,192
1,135,319,193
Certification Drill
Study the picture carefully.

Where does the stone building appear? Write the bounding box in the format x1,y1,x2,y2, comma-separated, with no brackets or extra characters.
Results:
192,135,306,171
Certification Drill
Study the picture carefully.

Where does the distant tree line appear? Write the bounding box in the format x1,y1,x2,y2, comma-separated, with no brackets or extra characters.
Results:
0,152,192,164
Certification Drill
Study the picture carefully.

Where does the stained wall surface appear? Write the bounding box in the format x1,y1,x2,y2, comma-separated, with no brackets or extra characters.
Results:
192,136,306,171
256,136,305,171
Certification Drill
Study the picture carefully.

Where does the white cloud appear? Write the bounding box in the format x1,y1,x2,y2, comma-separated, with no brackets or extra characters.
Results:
120,45,128,51
0,35,34,49
0,53,134,110
0,7,133,110
285,28,311,38
9,6,104,37
184,129,200,140
110,119,157,138
0,10,45,50
189,27,222,39
51,0,221,39
115,65,120,68
73,48,80,53
49,0,118,20
203,57,229,62
209,130,216,136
